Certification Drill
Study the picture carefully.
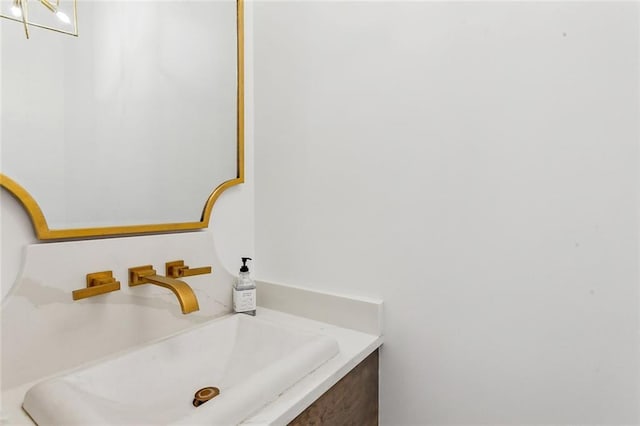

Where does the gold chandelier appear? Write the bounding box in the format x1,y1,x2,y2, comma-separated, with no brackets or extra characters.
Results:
1,0,77,38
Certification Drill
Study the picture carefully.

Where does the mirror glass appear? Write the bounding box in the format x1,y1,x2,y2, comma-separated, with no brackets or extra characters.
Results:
1,0,238,230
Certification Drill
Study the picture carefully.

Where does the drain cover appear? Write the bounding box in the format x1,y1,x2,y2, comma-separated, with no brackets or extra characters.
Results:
193,386,220,407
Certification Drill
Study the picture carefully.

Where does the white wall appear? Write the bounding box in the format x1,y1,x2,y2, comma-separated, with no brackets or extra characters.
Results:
254,2,639,424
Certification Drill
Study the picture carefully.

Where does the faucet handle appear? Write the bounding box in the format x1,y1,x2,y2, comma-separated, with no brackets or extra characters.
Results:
166,260,212,278
72,271,121,300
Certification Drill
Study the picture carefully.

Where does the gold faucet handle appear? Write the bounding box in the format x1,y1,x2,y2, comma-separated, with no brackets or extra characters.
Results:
72,271,121,300
129,265,157,286
166,260,212,278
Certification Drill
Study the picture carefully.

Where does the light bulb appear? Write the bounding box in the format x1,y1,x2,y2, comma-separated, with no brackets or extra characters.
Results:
56,11,70,24
11,5,22,17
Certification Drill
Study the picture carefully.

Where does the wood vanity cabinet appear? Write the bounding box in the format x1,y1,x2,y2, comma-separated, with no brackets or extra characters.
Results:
288,349,379,426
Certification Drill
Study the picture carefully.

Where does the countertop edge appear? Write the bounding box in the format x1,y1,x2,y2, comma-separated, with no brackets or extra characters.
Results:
241,307,383,426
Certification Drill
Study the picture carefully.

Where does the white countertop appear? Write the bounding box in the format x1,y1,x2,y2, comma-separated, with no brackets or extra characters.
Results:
1,307,382,425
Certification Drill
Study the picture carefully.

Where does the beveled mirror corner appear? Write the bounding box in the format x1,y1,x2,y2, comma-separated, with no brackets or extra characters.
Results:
0,0,244,240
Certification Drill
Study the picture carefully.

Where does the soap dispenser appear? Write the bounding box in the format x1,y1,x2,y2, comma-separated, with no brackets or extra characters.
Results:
233,257,256,316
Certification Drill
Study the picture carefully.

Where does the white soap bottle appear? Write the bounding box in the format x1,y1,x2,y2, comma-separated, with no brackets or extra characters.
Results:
233,257,256,316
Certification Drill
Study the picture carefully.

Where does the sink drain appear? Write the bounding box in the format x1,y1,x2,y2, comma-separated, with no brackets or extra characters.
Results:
193,386,220,407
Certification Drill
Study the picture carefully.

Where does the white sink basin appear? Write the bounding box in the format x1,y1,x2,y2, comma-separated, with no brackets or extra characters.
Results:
23,313,339,425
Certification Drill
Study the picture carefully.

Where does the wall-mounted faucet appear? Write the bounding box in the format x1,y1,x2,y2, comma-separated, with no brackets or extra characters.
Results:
128,265,204,314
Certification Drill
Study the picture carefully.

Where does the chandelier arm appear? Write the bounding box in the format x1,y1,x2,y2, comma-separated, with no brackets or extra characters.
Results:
19,0,29,39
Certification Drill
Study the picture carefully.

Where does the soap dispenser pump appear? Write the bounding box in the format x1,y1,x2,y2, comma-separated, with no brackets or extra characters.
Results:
233,257,256,316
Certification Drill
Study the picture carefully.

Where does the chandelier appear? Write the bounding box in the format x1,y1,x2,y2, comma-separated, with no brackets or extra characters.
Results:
1,0,77,38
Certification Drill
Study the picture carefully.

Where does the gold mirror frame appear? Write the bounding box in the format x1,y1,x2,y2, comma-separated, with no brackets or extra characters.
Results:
0,0,244,241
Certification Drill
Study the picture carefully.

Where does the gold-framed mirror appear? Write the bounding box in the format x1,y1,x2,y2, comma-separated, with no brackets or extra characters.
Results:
0,0,244,240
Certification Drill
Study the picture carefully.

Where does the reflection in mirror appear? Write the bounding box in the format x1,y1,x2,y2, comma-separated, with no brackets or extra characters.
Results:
0,0,242,237
0,0,78,38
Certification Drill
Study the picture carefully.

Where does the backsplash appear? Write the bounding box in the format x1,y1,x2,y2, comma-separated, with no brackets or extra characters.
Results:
1,231,233,390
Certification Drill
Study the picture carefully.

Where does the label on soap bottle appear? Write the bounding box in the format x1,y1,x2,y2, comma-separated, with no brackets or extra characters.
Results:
233,288,256,312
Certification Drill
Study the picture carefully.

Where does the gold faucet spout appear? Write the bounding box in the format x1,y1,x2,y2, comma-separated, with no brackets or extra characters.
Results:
128,265,200,314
